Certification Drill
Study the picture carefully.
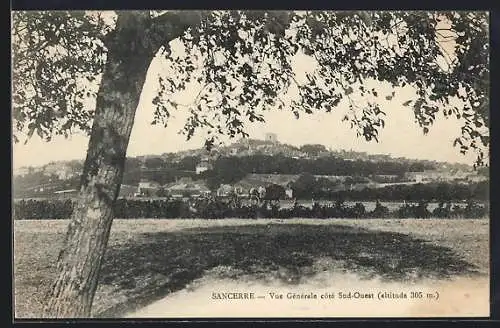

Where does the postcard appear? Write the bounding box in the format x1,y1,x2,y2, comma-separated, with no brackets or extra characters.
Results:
12,10,490,319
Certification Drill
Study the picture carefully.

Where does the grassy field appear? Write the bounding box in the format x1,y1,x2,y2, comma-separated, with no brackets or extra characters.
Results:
13,218,489,318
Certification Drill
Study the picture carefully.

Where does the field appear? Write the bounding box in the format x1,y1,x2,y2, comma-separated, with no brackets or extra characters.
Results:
13,218,489,318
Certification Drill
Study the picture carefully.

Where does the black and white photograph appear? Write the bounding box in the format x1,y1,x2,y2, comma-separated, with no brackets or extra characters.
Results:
11,10,490,318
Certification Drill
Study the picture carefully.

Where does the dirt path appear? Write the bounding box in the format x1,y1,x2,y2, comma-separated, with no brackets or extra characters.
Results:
126,270,489,318
123,218,489,318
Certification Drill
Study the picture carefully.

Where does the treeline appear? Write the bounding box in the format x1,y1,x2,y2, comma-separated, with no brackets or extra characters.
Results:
202,155,434,186
121,154,435,188
127,154,434,177
292,179,489,201
14,199,74,220
13,198,487,220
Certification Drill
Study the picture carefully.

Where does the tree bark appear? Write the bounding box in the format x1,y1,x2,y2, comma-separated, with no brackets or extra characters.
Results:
41,10,204,318
43,13,158,318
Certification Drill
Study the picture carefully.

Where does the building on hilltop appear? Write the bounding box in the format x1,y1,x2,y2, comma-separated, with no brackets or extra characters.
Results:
264,133,278,143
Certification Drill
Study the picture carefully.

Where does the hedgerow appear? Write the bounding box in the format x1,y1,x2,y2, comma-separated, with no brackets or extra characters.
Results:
12,197,488,220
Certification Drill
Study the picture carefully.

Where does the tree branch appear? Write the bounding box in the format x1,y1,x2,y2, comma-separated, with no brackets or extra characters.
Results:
148,10,206,51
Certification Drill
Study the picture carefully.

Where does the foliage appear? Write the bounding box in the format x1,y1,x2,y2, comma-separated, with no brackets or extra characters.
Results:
200,156,247,189
397,201,431,219
289,176,488,201
371,200,390,218
290,173,319,199
11,10,490,317
330,180,489,202
12,10,489,165
13,197,488,220
263,184,286,200
299,144,328,156
199,153,436,192
116,199,190,218
14,199,74,220
12,11,109,142
156,187,169,197
174,155,201,171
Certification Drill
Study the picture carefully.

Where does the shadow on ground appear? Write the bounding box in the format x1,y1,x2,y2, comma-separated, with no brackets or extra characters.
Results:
95,223,479,317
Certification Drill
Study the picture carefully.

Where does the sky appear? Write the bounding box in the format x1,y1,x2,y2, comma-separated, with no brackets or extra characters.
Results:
11,77,478,169
11,11,485,169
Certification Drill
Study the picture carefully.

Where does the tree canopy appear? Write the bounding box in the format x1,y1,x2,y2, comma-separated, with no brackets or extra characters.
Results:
12,10,489,166
10,10,490,318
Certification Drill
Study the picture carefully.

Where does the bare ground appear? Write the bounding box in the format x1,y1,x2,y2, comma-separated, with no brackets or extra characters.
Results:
13,218,489,318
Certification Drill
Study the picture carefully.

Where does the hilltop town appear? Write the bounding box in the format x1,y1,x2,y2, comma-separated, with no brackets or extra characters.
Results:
13,133,488,200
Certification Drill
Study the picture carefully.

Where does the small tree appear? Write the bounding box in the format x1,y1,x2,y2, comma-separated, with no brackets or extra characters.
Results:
372,200,390,217
291,172,317,198
156,187,169,197
264,183,286,201
299,144,327,156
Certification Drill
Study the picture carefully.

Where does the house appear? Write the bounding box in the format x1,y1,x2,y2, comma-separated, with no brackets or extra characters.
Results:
258,186,266,198
247,186,267,199
405,173,426,183
137,179,161,195
217,184,234,197
466,174,488,183
196,160,212,174
119,184,139,198
237,174,299,188
404,170,454,183
166,181,211,198
372,174,400,183
450,169,471,181
285,187,294,199
233,186,245,195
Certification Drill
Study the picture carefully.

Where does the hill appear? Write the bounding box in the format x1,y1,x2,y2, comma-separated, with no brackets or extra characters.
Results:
13,137,486,199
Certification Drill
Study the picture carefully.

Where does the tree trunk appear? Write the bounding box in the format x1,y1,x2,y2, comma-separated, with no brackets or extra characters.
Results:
43,13,158,318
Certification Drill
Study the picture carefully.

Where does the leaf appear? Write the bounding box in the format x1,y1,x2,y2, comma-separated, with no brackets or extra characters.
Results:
332,97,341,107
12,10,490,169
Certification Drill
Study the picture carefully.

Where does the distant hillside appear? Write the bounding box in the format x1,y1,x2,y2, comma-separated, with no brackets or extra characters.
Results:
14,137,484,198
14,138,473,177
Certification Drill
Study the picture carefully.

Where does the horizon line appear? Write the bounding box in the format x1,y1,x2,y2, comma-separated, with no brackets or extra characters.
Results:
12,137,476,170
